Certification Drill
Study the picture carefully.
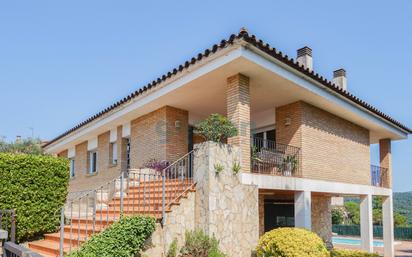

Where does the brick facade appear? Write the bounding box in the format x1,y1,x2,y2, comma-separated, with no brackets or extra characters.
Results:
130,106,188,168
276,101,371,185
62,106,189,193
227,73,251,172
380,139,392,188
67,126,125,193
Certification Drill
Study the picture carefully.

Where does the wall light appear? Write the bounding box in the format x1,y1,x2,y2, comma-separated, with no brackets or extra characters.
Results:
285,117,291,126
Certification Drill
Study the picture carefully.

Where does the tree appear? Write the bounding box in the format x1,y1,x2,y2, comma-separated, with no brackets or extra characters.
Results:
194,114,237,143
394,212,408,227
0,137,43,155
332,207,345,225
344,201,360,225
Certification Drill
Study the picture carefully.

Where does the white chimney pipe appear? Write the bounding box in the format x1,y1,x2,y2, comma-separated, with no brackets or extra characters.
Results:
297,46,313,71
332,69,347,91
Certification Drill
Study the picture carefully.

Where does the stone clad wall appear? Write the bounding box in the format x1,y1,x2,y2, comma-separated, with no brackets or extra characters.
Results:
194,142,259,257
142,192,196,256
312,195,332,248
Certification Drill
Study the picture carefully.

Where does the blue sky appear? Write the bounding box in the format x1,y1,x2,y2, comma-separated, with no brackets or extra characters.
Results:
0,1,411,191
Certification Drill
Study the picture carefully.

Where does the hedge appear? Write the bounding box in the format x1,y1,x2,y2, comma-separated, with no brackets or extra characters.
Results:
67,216,156,257
0,153,69,242
256,227,329,257
330,249,379,257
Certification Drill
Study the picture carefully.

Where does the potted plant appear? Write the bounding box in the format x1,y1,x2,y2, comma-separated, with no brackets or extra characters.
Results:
281,155,298,176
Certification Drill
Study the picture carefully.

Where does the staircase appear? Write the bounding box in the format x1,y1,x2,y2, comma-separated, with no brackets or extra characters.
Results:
28,151,196,257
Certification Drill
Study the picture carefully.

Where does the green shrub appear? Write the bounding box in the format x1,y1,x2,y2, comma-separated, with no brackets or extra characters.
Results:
256,227,329,257
330,249,379,257
67,216,156,257
0,153,69,242
179,230,227,257
194,114,237,143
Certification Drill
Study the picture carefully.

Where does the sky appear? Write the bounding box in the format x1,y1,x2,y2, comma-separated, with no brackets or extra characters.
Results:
0,1,411,192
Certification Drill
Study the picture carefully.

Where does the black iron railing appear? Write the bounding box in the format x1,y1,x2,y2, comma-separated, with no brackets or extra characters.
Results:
251,138,301,177
371,165,389,188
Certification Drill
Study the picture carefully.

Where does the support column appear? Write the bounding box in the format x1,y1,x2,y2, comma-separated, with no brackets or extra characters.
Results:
226,74,251,172
379,139,392,188
383,195,395,257
360,194,373,252
294,191,311,230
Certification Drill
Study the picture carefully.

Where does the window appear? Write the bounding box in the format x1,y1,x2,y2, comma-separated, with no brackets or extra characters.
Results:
89,151,98,174
69,159,75,178
126,138,130,169
110,142,118,165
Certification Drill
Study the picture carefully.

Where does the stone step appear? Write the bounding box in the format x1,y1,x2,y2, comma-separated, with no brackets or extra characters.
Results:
28,239,74,256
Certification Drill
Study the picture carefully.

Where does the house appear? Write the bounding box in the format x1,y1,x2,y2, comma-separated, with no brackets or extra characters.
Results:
30,28,411,257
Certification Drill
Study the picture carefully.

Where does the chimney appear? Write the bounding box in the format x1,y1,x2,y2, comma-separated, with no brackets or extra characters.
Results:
332,69,347,91
296,46,313,71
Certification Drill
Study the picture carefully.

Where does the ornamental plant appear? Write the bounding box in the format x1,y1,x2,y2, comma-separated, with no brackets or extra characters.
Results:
67,216,156,257
143,159,170,172
194,114,237,143
179,230,227,257
0,153,69,242
256,227,329,257
330,249,379,257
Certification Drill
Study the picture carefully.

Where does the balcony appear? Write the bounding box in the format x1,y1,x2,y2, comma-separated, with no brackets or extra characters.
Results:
371,165,389,188
251,137,301,177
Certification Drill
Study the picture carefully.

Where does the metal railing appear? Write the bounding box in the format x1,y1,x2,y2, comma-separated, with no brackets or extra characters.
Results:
251,137,301,177
58,150,196,256
161,150,195,224
371,165,389,188
3,242,43,257
0,209,16,243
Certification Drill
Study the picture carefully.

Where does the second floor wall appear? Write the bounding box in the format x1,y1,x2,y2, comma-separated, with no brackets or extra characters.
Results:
276,101,371,185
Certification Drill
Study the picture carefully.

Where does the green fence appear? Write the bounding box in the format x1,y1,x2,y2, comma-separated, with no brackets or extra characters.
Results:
332,225,412,240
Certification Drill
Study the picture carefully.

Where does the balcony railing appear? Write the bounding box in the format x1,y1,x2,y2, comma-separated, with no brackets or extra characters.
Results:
251,137,301,177
371,165,389,188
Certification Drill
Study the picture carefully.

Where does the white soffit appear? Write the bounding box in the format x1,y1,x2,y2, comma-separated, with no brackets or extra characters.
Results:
110,128,117,143
68,147,75,158
122,122,131,138
87,138,98,151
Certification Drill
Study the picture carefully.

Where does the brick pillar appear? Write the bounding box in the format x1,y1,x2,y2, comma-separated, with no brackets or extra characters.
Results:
379,139,392,188
227,74,251,172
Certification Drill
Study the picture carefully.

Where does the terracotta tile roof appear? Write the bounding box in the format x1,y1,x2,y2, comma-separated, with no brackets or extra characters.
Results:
44,29,411,148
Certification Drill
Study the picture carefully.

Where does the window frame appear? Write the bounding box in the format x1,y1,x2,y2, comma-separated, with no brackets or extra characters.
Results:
110,142,118,165
69,158,75,178
88,150,98,174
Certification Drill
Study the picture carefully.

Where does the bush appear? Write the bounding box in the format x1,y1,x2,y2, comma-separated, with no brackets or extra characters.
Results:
330,249,379,257
67,216,156,257
167,238,178,257
179,230,227,257
194,114,237,143
0,153,69,242
256,227,329,257
332,207,345,225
